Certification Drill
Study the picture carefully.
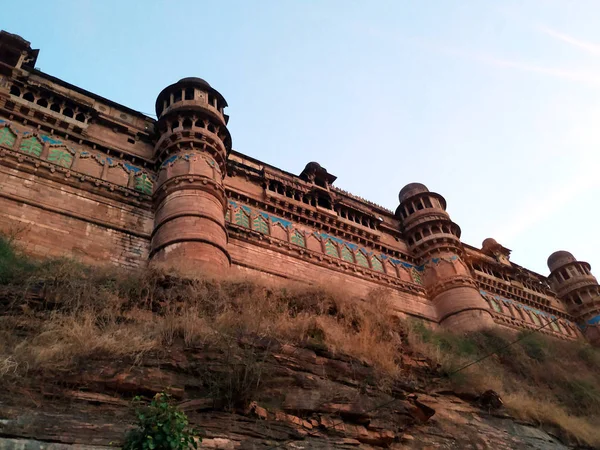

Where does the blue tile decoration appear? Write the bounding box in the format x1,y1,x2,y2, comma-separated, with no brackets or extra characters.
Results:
480,289,565,322
579,314,600,330
259,211,292,229
160,152,216,169
0,119,153,190
227,200,419,273
123,163,142,174
40,135,62,145
160,154,178,168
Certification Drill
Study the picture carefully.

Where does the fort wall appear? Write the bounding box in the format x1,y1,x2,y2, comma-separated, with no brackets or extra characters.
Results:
0,30,597,344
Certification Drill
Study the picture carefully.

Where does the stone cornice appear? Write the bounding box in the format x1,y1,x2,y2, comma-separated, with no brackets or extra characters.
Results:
154,174,226,208
428,275,479,299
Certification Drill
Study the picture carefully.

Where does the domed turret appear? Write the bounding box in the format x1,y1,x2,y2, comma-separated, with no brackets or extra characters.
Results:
547,250,600,345
398,182,429,203
547,251,576,273
149,77,232,272
395,183,493,332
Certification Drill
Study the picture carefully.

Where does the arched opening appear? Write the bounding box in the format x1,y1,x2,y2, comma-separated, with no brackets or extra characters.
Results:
9,86,20,96
184,88,194,100
75,113,86,122
36,98,48,108
207,123,216,133
23,92,35,102
173,90,182,103
50,103,61,113
182,118,193,130
171,120,180,131
63,108,74,118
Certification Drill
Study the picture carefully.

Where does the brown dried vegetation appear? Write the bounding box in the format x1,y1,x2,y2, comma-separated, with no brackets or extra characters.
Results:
1,235,600,447
405,320,600,447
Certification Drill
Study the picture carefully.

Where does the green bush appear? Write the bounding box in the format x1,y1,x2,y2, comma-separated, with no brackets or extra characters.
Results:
518,333,548,362
123,393,200,450
0,235,36,284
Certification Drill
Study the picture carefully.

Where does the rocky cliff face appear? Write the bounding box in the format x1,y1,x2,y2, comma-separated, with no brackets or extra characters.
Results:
0,335,573,449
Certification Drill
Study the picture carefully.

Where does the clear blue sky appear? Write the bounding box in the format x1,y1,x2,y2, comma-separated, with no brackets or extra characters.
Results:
3,0,600,275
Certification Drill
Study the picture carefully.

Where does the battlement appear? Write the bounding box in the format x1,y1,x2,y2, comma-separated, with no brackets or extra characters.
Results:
0,30,595,344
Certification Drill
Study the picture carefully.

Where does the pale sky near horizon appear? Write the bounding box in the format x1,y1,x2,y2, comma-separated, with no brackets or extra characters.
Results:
3,1,600,275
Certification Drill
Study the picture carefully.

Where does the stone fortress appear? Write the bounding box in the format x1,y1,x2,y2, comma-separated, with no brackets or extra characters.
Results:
0,30,598,345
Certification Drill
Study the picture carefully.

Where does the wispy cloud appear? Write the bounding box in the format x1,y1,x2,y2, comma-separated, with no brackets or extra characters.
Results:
537,25,600,56
493,164,600,243
358,27,600,86
434,44,600,85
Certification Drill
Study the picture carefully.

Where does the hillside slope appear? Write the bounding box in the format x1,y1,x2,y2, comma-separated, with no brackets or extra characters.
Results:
0,236,599,449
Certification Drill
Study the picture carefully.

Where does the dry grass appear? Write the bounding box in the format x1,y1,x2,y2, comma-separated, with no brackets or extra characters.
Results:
405,319,600,447
0,237,402,381
2,235,600,446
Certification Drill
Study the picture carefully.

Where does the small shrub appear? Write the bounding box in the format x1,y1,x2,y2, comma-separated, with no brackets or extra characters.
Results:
577,344,600,370
0,235,36,284
123,392,200,450
518,333,548,362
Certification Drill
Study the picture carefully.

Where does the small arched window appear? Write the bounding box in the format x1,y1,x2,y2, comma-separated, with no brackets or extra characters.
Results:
36,98,48,108
10,86,21,96
23,92,35,102
63,108,74,118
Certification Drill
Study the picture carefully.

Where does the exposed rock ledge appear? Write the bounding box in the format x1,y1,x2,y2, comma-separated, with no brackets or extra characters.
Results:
0,337,574,449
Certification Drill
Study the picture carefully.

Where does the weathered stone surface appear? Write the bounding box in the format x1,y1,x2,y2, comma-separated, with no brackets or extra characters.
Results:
0,336,577,450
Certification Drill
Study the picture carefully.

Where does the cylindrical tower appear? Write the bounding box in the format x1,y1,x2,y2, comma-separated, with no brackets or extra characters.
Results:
150,78,232,272
396,183,494,331
547,251,600,345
